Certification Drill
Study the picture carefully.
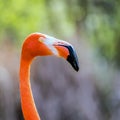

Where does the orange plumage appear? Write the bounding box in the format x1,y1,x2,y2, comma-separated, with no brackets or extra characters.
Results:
19,33,79,120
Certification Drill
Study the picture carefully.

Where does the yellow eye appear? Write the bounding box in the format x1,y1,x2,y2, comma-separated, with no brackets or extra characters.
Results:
38,37,45,43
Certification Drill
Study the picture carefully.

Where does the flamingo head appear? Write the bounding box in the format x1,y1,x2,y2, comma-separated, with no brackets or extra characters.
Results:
22,33,79,71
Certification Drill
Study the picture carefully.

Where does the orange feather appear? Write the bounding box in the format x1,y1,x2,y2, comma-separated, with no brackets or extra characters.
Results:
19,33,79,120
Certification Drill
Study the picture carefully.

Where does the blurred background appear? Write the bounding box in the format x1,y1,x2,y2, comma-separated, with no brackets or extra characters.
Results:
0,0,120,120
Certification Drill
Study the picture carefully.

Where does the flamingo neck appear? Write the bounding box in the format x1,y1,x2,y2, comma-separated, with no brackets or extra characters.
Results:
20,57,40,120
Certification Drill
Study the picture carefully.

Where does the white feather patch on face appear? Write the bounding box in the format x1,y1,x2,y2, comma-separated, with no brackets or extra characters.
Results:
38,34,59,56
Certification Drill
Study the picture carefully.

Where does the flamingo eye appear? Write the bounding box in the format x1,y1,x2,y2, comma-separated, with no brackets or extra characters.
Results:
38,37,45,43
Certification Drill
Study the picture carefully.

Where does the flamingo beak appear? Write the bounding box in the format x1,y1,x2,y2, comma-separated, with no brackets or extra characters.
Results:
62,45,79,71
39,35,79,71
66,46,79,71
54,44,79,72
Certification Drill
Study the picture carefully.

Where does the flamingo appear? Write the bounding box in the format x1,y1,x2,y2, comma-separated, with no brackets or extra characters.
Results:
19,33,79,120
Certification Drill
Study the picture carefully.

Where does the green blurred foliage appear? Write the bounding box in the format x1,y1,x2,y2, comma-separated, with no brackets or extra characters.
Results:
84,0,119,64
0,0,119,68
0,0,48,44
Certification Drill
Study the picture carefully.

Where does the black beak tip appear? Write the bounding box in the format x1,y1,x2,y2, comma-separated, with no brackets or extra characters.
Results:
75,65,79,72
66,45,79,72
59,44,79,72
73,66,79,72
67,55,79,72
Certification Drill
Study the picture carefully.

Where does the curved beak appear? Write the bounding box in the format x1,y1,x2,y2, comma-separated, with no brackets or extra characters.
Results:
40,34,79,71
62,45,79,71
54,44,79,72
66,45,79,71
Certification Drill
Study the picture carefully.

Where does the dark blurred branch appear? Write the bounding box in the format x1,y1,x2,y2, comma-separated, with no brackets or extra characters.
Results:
93,0,115,14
